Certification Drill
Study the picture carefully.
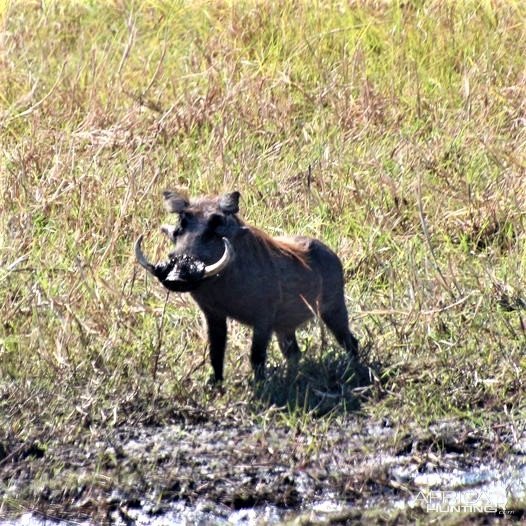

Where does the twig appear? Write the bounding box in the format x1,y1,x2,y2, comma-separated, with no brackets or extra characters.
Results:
353,292,474,318
5,63,66,123
417,174,459,300
152,289,170,382
141,41,167,99
117,12,136,77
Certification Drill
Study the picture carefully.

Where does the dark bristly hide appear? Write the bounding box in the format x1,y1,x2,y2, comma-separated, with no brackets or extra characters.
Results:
136,191,361,382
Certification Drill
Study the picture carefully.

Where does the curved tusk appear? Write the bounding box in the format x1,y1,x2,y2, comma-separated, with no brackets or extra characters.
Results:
134,235,156,274
203,237,233,278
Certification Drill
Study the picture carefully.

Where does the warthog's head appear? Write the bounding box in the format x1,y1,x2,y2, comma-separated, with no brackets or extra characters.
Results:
135,191,243,292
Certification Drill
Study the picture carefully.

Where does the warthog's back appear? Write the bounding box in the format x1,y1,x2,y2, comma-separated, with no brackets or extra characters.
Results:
271,235,347,333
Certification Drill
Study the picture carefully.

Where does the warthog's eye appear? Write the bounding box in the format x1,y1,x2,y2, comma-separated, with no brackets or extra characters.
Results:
207,213,224,231
178,212,192,232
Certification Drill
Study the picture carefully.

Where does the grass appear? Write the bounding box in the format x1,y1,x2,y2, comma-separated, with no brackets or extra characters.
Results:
1,0,526,522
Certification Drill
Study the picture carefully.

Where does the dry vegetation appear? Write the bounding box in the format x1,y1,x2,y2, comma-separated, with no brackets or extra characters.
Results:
1,0,526,523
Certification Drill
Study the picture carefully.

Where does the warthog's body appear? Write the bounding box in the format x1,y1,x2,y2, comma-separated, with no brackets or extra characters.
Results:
136,191,359,381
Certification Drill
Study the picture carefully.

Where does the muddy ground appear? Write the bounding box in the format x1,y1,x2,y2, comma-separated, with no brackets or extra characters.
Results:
1,409,525,525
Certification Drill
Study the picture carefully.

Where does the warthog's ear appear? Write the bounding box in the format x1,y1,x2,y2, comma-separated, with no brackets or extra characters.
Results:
219,191,240,214
163,191,189,213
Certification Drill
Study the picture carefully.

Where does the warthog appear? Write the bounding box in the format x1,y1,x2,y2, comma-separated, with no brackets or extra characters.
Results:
136,191,360,382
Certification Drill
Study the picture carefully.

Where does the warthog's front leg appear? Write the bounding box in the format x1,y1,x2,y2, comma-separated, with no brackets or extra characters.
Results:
205,311,227,382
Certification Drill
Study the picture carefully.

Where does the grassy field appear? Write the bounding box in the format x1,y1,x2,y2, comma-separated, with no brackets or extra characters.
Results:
1,0,526,522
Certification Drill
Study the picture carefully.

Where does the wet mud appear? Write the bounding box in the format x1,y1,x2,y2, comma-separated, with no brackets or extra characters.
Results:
1,416,525,524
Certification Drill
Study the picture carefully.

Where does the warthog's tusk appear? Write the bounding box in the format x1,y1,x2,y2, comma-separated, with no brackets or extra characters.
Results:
203,238,233,278
134,235,156,274
135,235,233,280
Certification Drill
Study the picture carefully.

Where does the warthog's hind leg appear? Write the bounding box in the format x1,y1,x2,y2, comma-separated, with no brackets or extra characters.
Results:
321,302,359,359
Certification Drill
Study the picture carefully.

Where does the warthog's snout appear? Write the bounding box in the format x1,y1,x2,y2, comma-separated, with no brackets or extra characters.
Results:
135,235,233,292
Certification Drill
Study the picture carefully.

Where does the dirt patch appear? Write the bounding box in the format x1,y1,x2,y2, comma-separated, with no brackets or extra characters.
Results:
2,416,525,524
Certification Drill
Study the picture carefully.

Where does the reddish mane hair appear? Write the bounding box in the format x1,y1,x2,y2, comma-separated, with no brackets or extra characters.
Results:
244,224,310,267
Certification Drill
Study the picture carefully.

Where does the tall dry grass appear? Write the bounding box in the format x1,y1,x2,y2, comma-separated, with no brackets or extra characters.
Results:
0,0,525,452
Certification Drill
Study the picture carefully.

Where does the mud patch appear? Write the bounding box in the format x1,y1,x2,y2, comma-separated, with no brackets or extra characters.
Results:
1,418,525,524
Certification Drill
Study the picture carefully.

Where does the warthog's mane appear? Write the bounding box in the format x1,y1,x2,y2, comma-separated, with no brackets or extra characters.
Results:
242,222,310,268
188,196,311,267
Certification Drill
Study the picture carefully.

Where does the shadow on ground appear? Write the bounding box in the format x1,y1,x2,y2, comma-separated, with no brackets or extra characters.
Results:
252,346,380,415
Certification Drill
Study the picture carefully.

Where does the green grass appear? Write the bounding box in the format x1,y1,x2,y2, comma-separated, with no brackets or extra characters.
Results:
1,0,526,520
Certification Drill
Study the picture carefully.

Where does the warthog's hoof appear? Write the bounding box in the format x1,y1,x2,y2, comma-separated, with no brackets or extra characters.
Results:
350,359,377,388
